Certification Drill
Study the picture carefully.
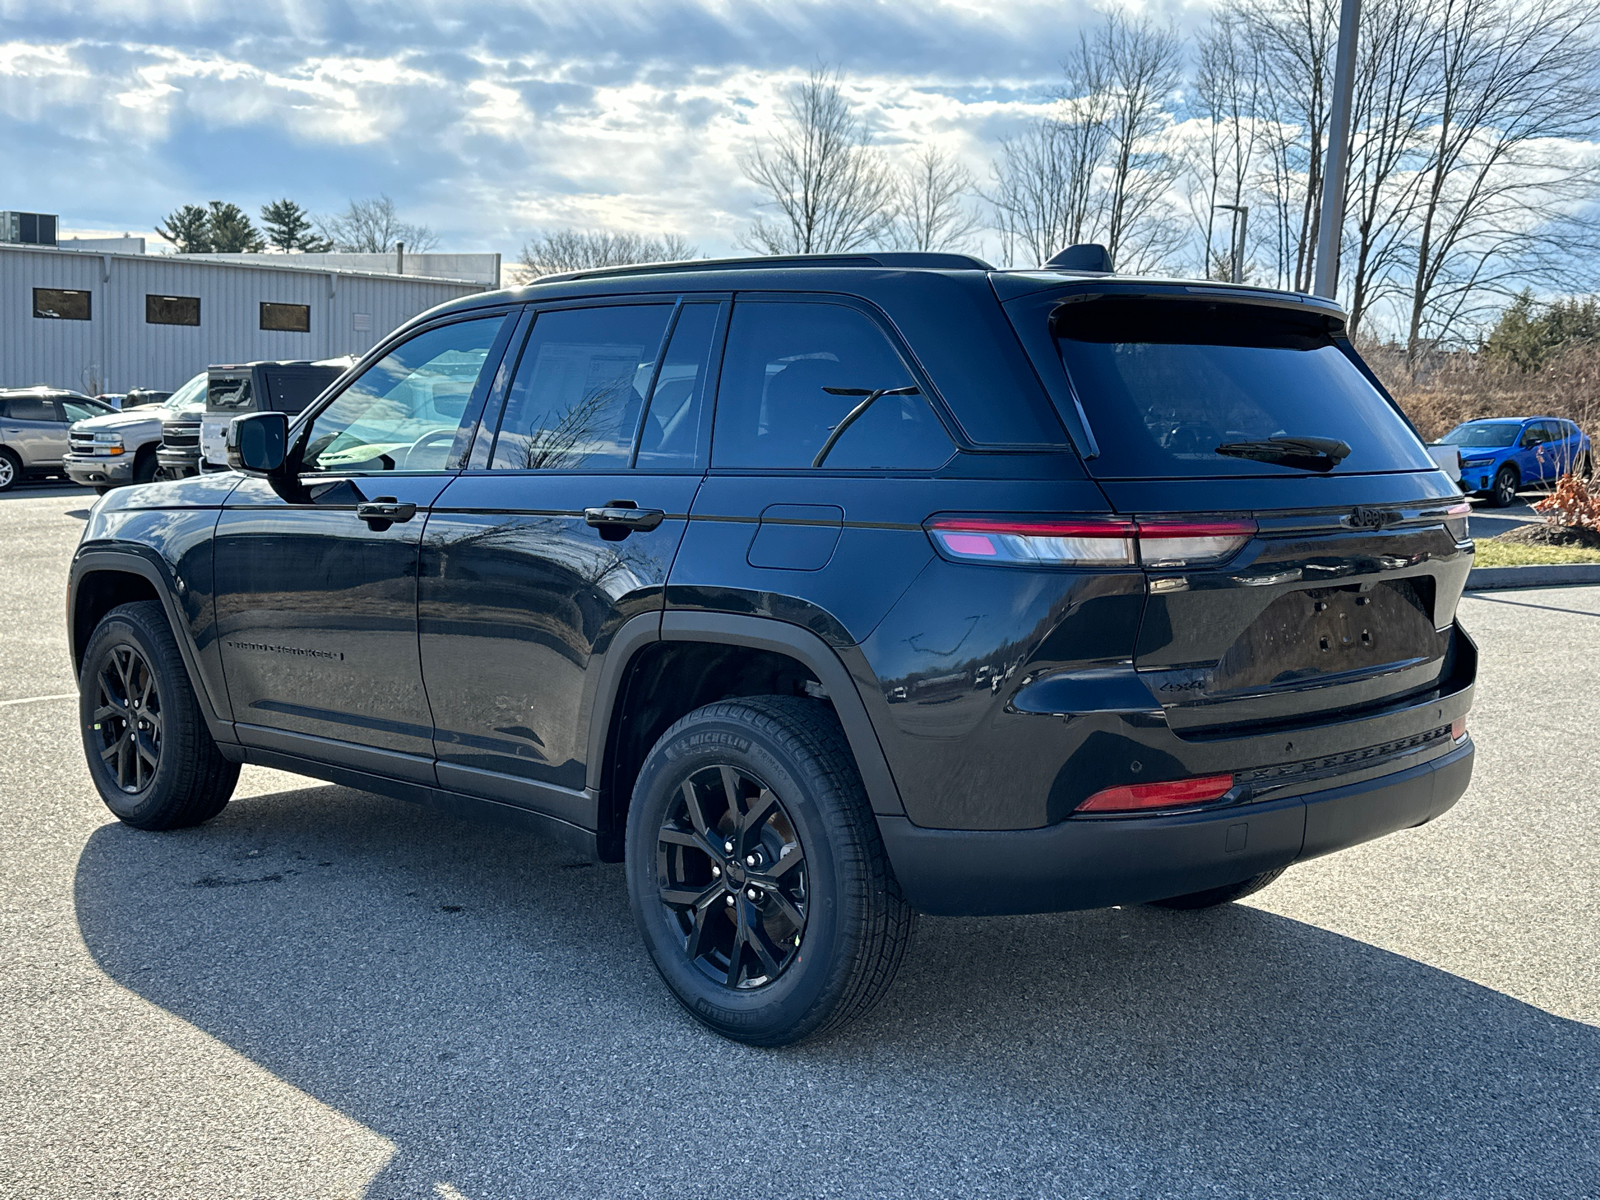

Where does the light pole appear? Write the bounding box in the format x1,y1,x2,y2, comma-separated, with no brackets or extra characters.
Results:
1313,0,1362,299
1214,204,1249,284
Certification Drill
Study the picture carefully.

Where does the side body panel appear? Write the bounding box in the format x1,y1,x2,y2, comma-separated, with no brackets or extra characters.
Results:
419,470,700,819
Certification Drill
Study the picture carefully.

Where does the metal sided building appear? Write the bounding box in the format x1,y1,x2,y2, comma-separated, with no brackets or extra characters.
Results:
0,242,493,394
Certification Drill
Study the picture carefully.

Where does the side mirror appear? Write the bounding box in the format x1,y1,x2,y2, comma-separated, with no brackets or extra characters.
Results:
226,412,289,475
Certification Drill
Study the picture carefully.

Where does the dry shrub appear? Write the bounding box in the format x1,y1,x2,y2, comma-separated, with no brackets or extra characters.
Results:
1362,343,1600,441
1531,473,1600,530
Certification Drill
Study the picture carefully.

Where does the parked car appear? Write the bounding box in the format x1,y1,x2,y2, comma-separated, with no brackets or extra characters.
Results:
0,387,116,491
64,373,208,493
69,250,1477,1045
194,358,353,472
1440,416,1592,506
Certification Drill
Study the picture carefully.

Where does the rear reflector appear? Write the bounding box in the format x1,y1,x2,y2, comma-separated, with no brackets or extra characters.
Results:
1451,717,1467,742
926,515,1255,568
1076,773,1235,814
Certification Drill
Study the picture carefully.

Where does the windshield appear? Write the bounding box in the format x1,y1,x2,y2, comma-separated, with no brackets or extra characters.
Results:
1046,297,1435,478
162,372,208,415
1442,422,1522,448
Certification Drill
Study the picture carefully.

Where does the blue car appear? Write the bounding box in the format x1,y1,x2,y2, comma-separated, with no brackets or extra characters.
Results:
1441,416,1592,507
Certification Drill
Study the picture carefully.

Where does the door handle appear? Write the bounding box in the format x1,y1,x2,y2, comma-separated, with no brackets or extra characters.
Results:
356,497,417,530
584,502,666,540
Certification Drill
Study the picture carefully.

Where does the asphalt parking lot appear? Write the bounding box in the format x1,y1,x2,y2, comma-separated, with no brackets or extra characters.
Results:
1,483,1596,1200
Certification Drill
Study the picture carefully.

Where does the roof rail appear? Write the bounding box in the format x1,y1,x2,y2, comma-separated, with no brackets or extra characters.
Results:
535,251,995,283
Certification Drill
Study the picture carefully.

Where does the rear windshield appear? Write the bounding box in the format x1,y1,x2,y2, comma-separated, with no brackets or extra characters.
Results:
1049,297,1435,478
1442,422,1522,448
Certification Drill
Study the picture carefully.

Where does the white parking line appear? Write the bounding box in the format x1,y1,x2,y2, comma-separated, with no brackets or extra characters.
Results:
0,692,77,707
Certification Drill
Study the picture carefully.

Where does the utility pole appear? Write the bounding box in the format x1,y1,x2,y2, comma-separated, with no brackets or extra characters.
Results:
1215,204,1250,284
1313,0,1361,298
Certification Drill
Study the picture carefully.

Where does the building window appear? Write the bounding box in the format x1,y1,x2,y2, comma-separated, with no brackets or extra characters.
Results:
261,302,311,332
34,288,91,321
146,294,200,326
353,312,372,332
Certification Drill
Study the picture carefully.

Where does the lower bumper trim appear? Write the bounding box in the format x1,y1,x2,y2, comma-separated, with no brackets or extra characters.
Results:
878,741,1473,916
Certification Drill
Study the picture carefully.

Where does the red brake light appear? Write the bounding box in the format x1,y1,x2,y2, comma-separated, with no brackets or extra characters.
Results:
1076,774,1235,814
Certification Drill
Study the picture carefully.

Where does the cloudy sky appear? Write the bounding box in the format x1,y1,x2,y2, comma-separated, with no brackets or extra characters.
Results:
0,0,1205,262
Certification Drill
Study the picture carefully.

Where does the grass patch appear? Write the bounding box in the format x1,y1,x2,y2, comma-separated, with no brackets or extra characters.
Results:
1474,539,1600,566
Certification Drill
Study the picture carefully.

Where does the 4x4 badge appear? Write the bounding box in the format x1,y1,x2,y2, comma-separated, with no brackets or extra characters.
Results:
1345,506,1400,529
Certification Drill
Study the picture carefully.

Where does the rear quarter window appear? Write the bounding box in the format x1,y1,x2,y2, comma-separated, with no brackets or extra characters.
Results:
1043,296,1435,479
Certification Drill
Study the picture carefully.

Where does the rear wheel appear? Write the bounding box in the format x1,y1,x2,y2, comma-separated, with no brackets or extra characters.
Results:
625,696,915,1046
0,448,20,492
1582,451,1594,481
1488,464,1519,507
79,600,239,830
1149,867,1286,910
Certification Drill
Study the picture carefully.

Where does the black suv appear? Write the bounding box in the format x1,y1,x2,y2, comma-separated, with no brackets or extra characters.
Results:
69,251,1476,1045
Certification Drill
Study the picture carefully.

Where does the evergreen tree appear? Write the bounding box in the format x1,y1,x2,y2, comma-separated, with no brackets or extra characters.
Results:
205,201,265,253
155,204,213,253
1483,291,1600,372
260,198,332,252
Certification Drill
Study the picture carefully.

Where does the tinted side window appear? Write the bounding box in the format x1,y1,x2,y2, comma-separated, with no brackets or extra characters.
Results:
61,400,106,422
491,305,672,471
713,301,954,470
5,397,56,421
303,316,506,473
636,303,721,470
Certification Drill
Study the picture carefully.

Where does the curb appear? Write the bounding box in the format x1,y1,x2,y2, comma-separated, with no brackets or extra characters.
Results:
1464,563,1600,590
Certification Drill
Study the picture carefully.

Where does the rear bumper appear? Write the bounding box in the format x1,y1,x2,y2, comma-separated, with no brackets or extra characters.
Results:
63,454,133,485
878,739,1473,916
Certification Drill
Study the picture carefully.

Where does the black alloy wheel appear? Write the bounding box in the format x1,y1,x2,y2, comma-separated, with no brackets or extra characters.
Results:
79,600,239,829
91,644,163,793
657,764,809,990
1490,464,1519,508
626,696,915,1046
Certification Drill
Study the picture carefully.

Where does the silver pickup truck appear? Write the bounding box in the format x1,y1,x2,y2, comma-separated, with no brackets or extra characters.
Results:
62,372,207,493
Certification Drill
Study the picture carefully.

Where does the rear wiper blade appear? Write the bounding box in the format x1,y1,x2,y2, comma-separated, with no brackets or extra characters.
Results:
1215,435,1352,473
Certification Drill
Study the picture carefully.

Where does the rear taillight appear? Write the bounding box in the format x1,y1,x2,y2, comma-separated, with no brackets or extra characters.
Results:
1076,773,1236,814
1137,519,1257,567
1445,502,1471,541
926,517,1137,566
1451,717,1467,743
925,515,1255,568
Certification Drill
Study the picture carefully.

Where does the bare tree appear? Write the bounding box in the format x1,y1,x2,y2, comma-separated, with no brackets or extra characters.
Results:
317,195,439,254
520,229,698,276
1184,11,1269,279
739,66,896,254
1089,10,1186,272
987,10,1182,271
891,146,983,252
1401,0,1600,357
1338,0,1441,334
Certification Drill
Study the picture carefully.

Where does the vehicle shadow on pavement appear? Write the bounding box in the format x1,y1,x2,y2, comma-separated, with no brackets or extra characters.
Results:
75,784,1599,1200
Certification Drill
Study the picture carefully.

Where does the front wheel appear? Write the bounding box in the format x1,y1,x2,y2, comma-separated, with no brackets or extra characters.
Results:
625,696,915,1046
1488,465,1520,508
80,600,239,829
0,448,20,492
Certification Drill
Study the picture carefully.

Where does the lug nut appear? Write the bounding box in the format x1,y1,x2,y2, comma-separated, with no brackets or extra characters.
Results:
747,888,759,901
745,854,757,867
725,895,735,907
711,865,721,877
724,840,734,853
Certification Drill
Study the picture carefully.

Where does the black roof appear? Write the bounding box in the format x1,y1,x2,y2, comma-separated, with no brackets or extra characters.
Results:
422,251,1346,323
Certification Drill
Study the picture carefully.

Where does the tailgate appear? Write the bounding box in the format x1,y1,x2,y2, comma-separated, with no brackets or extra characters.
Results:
1131,500,1472,733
